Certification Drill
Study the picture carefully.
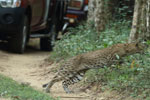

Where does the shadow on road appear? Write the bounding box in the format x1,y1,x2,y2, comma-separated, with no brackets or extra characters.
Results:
0,39,49,54
0,41,9,52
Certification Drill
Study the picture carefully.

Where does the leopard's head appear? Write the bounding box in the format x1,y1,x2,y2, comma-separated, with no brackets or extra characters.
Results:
125,42,147,54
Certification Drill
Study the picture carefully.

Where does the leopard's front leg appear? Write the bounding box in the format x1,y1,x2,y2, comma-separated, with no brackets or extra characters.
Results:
43,75,63,93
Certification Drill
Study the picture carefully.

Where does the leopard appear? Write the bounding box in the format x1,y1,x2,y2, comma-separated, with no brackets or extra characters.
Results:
43,42,146,93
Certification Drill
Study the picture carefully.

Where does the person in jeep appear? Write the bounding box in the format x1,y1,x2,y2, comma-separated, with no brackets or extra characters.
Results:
0,0,68,53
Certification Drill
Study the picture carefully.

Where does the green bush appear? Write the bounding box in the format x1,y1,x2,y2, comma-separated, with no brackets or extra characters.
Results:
51,21,150,99
85,52,150,99
51,21,131,61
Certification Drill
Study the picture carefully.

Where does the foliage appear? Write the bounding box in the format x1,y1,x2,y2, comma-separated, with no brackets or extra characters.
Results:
85,51,150,99
0,74,55,100
51,20,150,99
112,0,134,20
51,21,131,61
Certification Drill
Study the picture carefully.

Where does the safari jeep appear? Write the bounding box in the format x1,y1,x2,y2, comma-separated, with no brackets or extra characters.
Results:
62,0,88,32
67,0,88,20
0,0,68,53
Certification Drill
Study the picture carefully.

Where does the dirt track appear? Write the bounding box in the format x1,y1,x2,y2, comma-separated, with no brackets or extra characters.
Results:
0,39,136,100
0,39,91,100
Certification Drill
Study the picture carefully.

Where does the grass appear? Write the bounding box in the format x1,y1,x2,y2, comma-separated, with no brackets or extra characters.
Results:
51,20,131,61
0,74,55,100
51,20,150,99
85,51,150,99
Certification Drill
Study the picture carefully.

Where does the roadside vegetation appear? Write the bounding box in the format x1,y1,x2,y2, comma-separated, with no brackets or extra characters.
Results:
51,21,131,61
51,21,150,99
0,74,55,100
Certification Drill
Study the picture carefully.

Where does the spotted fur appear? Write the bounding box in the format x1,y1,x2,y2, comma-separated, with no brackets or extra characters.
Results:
43,42,145,93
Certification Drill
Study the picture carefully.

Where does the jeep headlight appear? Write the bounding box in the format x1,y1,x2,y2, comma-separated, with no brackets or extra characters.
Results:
0,0,21,8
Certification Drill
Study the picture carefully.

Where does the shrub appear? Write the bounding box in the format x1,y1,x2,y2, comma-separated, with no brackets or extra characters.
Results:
51,21,150,99
51,21,131,61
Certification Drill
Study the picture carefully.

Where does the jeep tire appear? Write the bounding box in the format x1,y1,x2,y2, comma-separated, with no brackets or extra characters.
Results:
40,24,57,51
40,1,64,51
8,16,29,54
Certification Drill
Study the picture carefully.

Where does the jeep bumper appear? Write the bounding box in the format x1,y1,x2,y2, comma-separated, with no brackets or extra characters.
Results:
66,5,88,21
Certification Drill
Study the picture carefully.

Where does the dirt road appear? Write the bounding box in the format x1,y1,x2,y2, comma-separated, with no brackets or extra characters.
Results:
0,40,135,100
0,39,91,100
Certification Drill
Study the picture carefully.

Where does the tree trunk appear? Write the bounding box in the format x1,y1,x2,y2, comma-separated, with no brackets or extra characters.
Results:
128,0,142,43
145,0,150,39
94,0,105,32
88,0,106,32
88,0,96,23
129,0,150,42
140,0,147,39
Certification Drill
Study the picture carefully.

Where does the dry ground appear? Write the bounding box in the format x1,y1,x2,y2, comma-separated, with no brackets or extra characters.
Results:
0,98,10,100
0,39,92,100
0,39,136,100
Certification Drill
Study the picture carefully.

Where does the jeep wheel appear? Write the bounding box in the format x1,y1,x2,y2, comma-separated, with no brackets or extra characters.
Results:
40,24,57,51
40,1,65,51
8,16,29,54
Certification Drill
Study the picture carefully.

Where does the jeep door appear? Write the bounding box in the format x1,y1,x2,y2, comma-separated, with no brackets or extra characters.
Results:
30,0,45,26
